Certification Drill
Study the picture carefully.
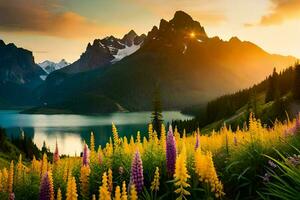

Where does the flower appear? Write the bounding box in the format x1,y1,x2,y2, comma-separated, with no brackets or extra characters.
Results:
39,172,51,200
8,161,14,194
151,167,160,192
195,133,200,150
82,143,89,166
173,145,190,199
9,193,15,200
108,168,113,192
66,176,78,200
129,184,138,200
80,165,90,199
99,172,111,200
166,126,176,176
53,140,60,164
114,186,121,200
56,188,62,200
194,150,224,198
130,150,144,193
121,181,128,200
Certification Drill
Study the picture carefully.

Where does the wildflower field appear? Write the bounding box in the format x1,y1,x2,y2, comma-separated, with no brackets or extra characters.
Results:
1,114,300,200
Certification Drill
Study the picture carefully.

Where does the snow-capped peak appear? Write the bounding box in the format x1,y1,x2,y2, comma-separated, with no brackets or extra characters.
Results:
38,59,70,74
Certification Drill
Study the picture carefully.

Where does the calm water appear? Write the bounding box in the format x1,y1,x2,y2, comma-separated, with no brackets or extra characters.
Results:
0,110,192,155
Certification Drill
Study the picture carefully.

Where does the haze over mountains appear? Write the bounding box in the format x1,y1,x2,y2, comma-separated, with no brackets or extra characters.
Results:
0,11,297,113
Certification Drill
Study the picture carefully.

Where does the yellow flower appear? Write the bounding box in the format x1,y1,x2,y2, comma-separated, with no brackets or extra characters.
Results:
8,160,14,193
48,170,55,200
194,150,224,198
108,168,113,192
66,176,78,200
80,165,90,199
99,172,111,200
114,186,121,200
173,145,190,200
121,181,128,200
151,167,160,192
41,153,48,177
57,188,62,200
129,184,138,200
112,123,120,147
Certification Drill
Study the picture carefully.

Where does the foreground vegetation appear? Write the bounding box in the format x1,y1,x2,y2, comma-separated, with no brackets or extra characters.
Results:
0,114,300,200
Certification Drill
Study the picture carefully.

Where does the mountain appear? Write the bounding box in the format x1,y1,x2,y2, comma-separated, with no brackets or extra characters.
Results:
56,30,146,75
0,40,46,106
30,11,296,114
39,59,70,75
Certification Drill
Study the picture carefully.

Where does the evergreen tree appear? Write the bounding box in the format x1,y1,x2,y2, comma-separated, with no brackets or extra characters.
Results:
151,87,163,138
265,68,279,103
293,64,300,100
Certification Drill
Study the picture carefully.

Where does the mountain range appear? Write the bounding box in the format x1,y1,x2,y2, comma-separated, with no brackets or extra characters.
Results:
38,59,70,76
0,11,297,113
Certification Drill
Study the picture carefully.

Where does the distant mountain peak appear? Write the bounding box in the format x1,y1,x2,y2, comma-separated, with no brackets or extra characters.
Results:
38,59,70,74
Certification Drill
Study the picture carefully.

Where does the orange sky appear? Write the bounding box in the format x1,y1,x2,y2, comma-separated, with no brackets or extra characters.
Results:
0,0,299,63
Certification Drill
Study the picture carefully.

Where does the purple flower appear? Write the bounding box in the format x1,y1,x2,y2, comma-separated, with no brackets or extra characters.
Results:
166,125,176,176
287,154,300,167
268,160,277,168
262,173,271,183
39,172,51,200
82,143,89,166
195,133,200,150
130,150,144,193
53,140,59,163
9,193,15,200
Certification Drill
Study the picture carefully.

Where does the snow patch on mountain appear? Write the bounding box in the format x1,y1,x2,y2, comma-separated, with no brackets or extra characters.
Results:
39,59,70,74
111,44,141,63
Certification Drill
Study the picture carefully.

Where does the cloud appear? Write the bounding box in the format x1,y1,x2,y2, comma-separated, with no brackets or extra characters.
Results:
0,0,114,38
258,0,300,26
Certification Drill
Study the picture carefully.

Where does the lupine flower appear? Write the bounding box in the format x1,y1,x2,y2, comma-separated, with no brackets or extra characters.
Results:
66,176,78,200
195,133,200,150
99,172,111,200
114,186,121,200
39,172,51,200
53,140,60,164
92,194,96,200
108,168,113,192
160,124,166,152
41,153,48,177
262,173,271,183
98,146,103,165
287,154,300,166
150,167,160,192
9,193,15,200
121,181,128,200
80,165,90,199
82,143,89,166
48,170,54,200
8,161,14,194
194,150,224,198
57,188,62,200
166,126,176,176
268,160,277,168
173,145,190,199
130,150,144,193
129,184,138,200
112,123,120,147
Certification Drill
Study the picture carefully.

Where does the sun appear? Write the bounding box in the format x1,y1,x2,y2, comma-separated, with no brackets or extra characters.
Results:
189,32,195,38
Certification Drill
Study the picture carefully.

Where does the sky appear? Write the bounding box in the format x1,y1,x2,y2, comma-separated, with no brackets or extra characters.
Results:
0,0,299,63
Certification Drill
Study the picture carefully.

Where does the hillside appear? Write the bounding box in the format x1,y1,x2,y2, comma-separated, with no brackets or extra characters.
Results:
28,11,297,114
175,65,300,133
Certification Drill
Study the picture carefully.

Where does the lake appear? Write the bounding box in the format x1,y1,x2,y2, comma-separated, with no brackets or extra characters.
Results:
0,110,192,155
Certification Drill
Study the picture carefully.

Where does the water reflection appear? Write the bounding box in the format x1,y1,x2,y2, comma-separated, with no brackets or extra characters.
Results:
0,110,192,155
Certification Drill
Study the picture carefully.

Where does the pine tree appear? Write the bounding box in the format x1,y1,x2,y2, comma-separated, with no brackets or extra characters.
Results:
151,87,163,138
293,64,300,100
265,68,279,103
